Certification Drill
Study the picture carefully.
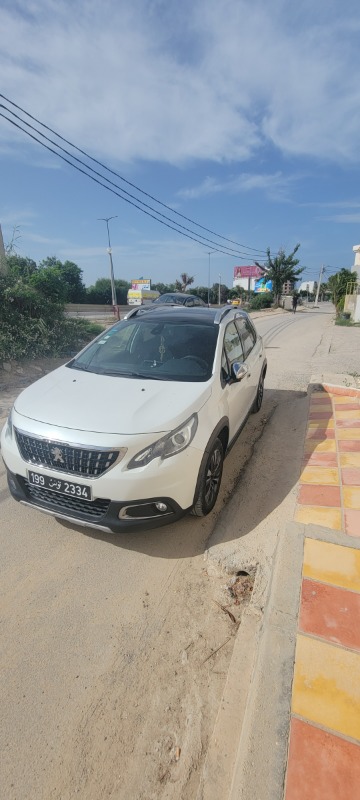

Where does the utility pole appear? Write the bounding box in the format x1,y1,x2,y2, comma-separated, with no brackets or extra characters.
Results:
218,274,221,305
314,264,325,307
98,216,119,319
207,251,215,306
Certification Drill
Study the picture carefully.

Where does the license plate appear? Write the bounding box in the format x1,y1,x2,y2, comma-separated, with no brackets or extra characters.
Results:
27,470,92,501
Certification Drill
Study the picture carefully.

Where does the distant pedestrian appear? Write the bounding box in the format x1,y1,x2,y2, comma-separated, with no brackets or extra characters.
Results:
292,294,298,313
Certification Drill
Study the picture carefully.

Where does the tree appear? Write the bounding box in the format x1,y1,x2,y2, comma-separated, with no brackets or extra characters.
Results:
7,255,38,280
38,257,86,303
175,272,194,292
255,244,304,307
327,269,357,312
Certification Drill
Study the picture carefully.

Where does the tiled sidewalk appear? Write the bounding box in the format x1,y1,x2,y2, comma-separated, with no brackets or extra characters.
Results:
285,388,360,799
295,389,360,536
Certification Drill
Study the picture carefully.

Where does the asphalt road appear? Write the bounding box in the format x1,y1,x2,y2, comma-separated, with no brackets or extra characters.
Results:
0,305,336,800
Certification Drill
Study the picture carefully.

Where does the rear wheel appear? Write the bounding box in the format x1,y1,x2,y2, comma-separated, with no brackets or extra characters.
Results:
192,438,224,517
252,372,264,413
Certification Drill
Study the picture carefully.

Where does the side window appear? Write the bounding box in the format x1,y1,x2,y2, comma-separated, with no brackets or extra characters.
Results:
223,322,244,368
236,318,256,359
186,298,195,306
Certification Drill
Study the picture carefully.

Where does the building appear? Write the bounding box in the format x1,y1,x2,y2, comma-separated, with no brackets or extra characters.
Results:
299,281,316,294
282,281,294,295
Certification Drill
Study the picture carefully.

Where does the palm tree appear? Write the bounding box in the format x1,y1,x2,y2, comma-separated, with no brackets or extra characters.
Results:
175,272,195,292
255,244,303,307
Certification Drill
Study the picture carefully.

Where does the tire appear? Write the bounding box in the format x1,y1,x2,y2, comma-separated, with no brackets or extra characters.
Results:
192,438,224,517
252,372,265,414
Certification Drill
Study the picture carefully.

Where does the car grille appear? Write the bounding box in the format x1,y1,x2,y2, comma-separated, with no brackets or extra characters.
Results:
15,429,119,477
24,480,110,519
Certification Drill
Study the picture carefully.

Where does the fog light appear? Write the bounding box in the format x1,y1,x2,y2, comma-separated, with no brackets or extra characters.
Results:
155,502,168,512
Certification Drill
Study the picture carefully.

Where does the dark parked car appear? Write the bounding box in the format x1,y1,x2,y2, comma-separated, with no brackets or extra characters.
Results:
153,293,206,307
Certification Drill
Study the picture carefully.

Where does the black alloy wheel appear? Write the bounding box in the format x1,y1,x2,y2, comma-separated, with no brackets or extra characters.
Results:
192,438,224,517
252,372,265,413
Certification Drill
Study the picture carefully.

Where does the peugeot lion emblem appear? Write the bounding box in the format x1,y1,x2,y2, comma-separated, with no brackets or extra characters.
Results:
51,446,65,464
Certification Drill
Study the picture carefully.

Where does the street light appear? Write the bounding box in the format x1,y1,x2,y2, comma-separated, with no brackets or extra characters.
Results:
207,250,216,306
218,274,221,306
98,216,119,318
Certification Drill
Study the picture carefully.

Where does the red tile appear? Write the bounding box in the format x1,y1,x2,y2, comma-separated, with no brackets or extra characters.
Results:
336,419,360,428
342,468,360,486
298,485,341,507
299,578,360,650
309,411,334,420
310,394,331,406
335,403,360,411
303,453,338,467
344,510,360,537
285,717,360,800
339,440,360,452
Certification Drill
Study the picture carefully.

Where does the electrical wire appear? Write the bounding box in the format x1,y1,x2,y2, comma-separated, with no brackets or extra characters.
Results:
1,109,269,262
0,92,270,258
0,105,267,260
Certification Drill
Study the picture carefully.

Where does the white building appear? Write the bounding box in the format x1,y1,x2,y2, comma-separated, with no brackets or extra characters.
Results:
299,280,316,294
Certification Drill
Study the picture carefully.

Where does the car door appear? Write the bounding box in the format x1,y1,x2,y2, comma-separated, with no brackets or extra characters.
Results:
221,321,250,441
235,316,263,408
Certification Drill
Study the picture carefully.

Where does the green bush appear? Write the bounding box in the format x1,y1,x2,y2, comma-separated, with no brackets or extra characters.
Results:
0,315,104,362
0,266,104,363
249,292,274,310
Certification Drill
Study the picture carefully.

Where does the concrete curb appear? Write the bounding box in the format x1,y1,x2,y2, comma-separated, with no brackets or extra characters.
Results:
199,519,360,800
228,520,304,800
309,374,360,397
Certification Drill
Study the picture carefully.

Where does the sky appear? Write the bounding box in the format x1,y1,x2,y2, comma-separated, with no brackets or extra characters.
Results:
1,0,360,290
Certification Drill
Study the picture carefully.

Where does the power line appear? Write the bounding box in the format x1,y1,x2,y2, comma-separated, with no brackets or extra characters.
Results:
1,109,268,262
0,92,270,257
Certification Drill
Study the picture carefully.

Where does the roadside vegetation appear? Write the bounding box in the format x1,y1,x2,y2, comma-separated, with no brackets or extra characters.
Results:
0,255,103,363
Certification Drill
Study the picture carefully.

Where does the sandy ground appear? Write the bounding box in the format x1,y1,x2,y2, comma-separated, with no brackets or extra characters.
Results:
2,304,356,800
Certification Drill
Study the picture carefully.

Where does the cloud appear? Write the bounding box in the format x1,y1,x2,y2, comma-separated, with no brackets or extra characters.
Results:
0,0,360,167
178,171,293,200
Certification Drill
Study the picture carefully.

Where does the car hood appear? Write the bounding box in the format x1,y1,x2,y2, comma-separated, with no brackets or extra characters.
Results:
14,365,212,435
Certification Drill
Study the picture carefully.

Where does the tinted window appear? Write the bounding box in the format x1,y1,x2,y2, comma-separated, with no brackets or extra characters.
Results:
236,318,256,359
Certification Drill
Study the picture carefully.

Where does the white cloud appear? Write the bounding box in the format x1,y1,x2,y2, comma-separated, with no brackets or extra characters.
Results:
325,213,360,223
0,0,360,167
178,171,293,200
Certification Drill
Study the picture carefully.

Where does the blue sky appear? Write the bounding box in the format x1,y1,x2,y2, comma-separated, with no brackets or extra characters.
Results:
1,0,360,289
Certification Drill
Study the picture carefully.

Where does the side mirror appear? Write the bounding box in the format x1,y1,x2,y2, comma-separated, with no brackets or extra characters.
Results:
232,362,248,381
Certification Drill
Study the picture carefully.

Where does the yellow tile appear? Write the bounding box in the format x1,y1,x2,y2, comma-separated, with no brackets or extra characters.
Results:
304,439,337,454
340,453,360,468
292,635,360,741
295,506,342,530
309,404,333,413
337,429,360,440
308,419,334,429
303,538,360,591
336,410,360,420
334,396,359,404
343,487,360,510
300,466,339,485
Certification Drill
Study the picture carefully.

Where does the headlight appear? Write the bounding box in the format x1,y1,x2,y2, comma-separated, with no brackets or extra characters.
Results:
127,413,198,469
5,407,13,440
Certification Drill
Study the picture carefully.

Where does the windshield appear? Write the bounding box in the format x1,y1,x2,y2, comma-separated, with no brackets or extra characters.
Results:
68,318,218,381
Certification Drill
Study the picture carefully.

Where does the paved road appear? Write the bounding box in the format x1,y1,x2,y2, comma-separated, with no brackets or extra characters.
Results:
0,305,336,800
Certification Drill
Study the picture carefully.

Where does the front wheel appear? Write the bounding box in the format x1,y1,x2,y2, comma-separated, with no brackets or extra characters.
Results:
252,373,264,413
192,438,224,517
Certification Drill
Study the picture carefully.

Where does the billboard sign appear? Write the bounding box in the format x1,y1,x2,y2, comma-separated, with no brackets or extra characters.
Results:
234,266,263,279
131,278,151,290
254,277,273,293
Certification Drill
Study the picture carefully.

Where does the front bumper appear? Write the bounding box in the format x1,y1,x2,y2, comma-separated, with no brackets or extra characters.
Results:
6,470,188,532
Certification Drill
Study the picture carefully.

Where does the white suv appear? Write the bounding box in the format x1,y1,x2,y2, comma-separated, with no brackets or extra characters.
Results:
1,306,266,532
